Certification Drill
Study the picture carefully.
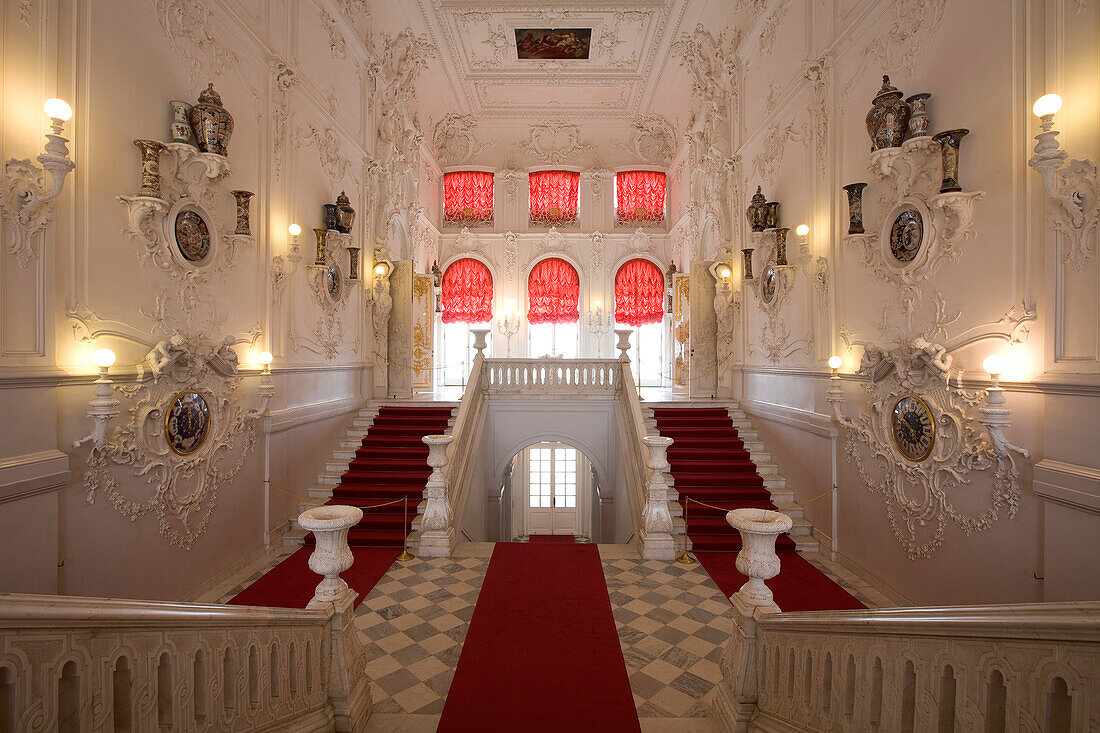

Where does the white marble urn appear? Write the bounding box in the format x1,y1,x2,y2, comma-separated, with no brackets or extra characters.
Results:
614,328,633,360
298,505,363,603
470,327,490,358
726,508,793,608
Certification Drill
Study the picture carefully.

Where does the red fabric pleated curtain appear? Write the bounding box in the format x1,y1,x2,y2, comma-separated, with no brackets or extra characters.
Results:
441,258,494,324
527,257,580,324
529,170,580,227
615,170,666,227
615,259,666,326
443,171,494,227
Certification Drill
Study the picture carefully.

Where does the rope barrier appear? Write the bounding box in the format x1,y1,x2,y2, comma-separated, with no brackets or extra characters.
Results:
269,483,406,512
683,486,836,515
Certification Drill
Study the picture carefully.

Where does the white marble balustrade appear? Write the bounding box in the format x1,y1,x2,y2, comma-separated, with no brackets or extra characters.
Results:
713,599,1100,732
482,357,620,394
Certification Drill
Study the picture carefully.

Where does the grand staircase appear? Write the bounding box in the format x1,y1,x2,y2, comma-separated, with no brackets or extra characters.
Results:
643,402,818,555
293,404,455,551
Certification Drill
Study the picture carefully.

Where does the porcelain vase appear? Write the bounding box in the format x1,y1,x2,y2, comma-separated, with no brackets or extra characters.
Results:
933,128,970,193
764,201,780,230
231,190,254,235
323,204,339,231
741,248,754,280
725,508,793,607
297,505,363,603
746,186,768,232
843,182,868,234
133,139,165,198
169,101,192,144
906,93,932,138
866,75,911,151
774,228,789,266
335,191,356,233
313,228,328,265
188,83,233,157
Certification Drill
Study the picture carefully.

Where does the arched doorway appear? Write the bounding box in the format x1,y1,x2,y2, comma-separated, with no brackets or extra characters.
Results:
502,441,598,541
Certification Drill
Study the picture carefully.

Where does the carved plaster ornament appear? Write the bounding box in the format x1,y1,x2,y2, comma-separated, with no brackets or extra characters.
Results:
152,0,239,85
320,9,347,59
534,226,569,257
433,113,494,164
617,114,676,164
516,122,593,164
300,231,354,360
503,231,518,282
827,340,1028,559
745,233,810,365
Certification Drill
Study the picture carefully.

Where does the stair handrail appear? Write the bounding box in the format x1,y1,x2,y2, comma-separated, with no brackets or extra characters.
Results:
713,598,1100,731
615,358,650,552
441,353,488,544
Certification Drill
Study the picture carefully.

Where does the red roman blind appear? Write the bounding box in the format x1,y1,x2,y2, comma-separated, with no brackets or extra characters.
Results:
443,171,494,227
614,258,665,326
529,170,580,227
615,170,666,227
527,257,580,324
441,258,493,324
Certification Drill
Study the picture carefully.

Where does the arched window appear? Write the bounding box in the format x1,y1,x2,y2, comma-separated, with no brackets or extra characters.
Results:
614,258,665,326
438,258,494,388
529,171,580,227
528,258,580,357
441,258,493,324
615,170,666,227
614,258,667,387
443,171,494,227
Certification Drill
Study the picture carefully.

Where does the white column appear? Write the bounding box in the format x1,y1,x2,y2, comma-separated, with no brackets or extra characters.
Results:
639,435,676,560
419,434,456,557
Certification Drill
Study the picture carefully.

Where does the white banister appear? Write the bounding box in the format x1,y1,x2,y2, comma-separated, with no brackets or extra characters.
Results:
482,357,620,395
713,598,1100,732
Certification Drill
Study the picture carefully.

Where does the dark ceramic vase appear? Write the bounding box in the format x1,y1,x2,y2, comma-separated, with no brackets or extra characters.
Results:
774,228,789,266
334,191,356,233
746,187,768,232
323,204,339,231
231,190,254,235
906,93,932,138
842,182,869,234
932,129,969,193
765,202,780,230
866,76,911,151
741,248,754,280
188,83,233,156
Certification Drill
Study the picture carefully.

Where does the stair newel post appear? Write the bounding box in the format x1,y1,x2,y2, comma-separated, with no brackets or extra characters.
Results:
713,509,792,731
639,435,676,560
297,504,373,731
419,434,456,558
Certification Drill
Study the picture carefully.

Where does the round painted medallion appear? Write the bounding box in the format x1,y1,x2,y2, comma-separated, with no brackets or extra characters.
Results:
891,395,935,462
888,209,923,263
174,210,211,262
325,262,342,301
164,390,210,455
761,264,777,304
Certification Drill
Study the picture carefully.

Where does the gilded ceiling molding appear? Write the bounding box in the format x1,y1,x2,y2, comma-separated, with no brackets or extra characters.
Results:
151,0,238,85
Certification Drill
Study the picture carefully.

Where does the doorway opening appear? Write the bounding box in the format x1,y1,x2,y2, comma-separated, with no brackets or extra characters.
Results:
503,442,597,541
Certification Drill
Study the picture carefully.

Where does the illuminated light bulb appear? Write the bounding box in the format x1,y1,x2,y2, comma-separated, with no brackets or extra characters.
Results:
258,351,273,366
287,223,302,237
92,348,116,368
44,98,72,122
718,266,731,279
796,224,810,237
593,300,601,310
374,263,387,275
983,354,1007,378
1032,93,1062,118
828,355,842,370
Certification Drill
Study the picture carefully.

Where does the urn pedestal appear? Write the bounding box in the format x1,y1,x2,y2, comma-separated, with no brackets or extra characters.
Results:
419,434,456,558
725,508,793,608
640,435,676,560
297,505,364,603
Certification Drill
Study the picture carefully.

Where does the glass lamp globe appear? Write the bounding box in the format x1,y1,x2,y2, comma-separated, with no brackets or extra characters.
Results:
44,98,72,121
827,355,843,370
258,351,273,366
287,223,302,237
92,348,116,368
1032,94,1062,118
983,354,1007,377
796,224,810,237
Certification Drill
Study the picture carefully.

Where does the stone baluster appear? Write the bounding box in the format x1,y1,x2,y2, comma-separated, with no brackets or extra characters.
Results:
419,434,456,557
296,505,373,731
712,508,793,732
639,435,676,560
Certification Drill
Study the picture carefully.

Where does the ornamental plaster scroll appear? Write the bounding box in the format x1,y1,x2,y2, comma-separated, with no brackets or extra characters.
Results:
752,121,808,182
470,23,511,69
320,9,347,59
300,233,355,361
745,234,812,365
533,226,571,258
827,340,1028,559
616,114,676,164
498,167,522,202
1,157,71,267
589,231,605,284
503,231,518,283
670,24,739,106
413,215,440,272
594,25,638,69
804,57,830,179
757,0,790,56
117,144,252,286
335,0,371,46
152,0,238,86
271,60,298,182
1048,159,1099,271
844,0,947,97
432,113,495,165
516,123,593,164
299,124,352,191
380,28,437,106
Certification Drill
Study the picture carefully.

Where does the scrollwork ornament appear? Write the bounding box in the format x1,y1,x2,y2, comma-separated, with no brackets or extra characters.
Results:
827,341,1027,559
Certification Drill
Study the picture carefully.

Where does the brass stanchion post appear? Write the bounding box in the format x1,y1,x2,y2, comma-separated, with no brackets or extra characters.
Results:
676,495,696,565
396,495,415,562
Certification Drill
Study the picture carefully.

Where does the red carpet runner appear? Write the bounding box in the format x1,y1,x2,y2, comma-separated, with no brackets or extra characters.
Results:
653,406,864,611
227,546,396,609
438,544,641,733
314,405,453,548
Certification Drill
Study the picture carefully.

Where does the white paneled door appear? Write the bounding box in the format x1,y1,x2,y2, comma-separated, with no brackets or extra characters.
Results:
525,445,579,535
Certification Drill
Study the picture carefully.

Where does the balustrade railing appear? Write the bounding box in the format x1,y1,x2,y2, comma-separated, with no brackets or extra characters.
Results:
483,357,620,394
714,599,1100,732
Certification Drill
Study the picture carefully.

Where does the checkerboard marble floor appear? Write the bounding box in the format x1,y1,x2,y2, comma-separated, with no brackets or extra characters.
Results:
213,542,889,733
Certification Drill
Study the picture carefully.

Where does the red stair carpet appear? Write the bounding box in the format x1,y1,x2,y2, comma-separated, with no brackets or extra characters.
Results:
528,534,575,543
310,405,454,548
438,543,641,733
227,546,396,609
653,406,864,612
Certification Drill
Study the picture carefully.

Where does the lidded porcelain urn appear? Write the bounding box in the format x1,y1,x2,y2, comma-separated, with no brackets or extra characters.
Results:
188,83,234,157
334,191,356,233
866,75,911,151
746,186,768,232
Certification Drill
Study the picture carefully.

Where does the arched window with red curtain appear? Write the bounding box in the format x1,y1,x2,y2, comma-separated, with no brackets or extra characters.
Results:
441,258,493,323
615,170,666,227
527,257,580,324
443,171,494,227
614,258,666,326
529,170,580,227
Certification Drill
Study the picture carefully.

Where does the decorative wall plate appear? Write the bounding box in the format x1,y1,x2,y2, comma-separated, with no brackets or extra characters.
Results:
165,390,210,455
891,394,935,462
174,210,211,261
889,209,923,263
164,200,219,269
325,262,343,301
761,264,778,304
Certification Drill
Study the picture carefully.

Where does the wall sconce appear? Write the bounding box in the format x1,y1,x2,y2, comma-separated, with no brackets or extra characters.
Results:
585,303,611,357
73,348,120,452
0,98,77,267
497,311,523,357
796,224,810,267
271,224,303,303
258,350,273,375
371,252,393,302
1027,93,1099,270
256,350,275,409
978,353,1027,459
828,354,842,377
